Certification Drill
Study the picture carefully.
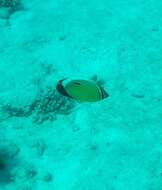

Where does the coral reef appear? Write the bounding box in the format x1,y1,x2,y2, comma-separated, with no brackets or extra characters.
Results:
0,0,21,8
1,104,31,118
31,86,75,124
0,86,76,124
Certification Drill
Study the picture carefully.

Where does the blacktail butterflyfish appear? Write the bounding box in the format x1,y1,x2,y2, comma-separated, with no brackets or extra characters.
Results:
56,78,109,102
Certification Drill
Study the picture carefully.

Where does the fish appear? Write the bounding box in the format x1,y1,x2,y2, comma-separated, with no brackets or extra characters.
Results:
56,78,109,102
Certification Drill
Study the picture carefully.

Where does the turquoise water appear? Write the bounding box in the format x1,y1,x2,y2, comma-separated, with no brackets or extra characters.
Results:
0,0,162,189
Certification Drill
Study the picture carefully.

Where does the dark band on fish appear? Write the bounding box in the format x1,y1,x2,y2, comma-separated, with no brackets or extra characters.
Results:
56,79,72,98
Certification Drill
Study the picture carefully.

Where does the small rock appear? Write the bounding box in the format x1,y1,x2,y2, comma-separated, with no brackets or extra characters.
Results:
43,172,53,182
26,168,37,179
31,139,46,157
59,35,66,41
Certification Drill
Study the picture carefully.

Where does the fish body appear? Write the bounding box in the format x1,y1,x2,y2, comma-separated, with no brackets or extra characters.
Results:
56,78,109,102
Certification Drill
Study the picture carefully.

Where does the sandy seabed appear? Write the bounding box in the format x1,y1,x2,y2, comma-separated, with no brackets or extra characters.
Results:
0,0,162,189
